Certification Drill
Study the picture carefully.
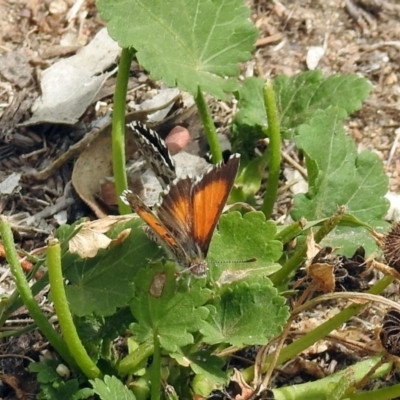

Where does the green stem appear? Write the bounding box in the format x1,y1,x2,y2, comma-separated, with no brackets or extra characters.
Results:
260,81,281,219
348,381,400,400
195,88,222,164
272,356,391,400
118,338,154,376
0,323,36,339
113,47,135,214
270,208,345,286
274,218,306,245
241,275,393,382
47,238,102,379
0,217,75,368
151,333,161,400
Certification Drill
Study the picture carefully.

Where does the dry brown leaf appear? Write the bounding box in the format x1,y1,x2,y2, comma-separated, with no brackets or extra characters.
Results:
305,231,322,269
308,262,335,292
69,215,134,258
231,368,255,400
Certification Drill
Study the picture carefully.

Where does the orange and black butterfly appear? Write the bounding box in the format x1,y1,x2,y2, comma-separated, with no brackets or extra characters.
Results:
121,123,240,277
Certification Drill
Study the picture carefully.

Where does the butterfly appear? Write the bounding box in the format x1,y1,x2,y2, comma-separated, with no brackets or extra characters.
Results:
121,123,240,277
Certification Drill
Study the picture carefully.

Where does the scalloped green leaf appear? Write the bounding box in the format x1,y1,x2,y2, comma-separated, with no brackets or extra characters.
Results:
201,281,289,346
209,211,282,283
91,375,135,400
62,218,163,317
97,0,258,100
129,266,211,352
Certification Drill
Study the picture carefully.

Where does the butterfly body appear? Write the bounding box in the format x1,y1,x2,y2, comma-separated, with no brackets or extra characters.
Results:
122,129,240,277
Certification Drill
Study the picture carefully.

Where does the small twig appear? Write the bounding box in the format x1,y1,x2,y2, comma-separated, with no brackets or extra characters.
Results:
21,120,109,182
281,150,308,179
257,316,294,391
387,127,400,166
361,41,400,53
256,33,284,48
0,354,36,363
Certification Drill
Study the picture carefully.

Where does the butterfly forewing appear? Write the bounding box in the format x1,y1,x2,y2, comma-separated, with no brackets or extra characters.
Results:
157,177,194,241
191,155,240,255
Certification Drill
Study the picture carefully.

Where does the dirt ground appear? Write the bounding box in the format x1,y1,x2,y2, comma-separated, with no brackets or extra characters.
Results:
0,0,400,398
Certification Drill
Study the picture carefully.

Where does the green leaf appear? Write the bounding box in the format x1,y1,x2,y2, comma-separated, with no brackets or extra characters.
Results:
291,107,389,255
171,350,227,384
29,361,60,383
201,281,289,346
97,0,258,100
38,380,87,400
129,266,211,352
209,211,282,283
231,158,264,203
62,218,163,316
274,72,372,133
91,375,136,400
231,73,372,151
292,107,389,223
234,77,266,127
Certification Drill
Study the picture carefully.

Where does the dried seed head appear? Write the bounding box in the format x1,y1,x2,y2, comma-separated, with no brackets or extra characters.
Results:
380,309,400,357
381,222,400,272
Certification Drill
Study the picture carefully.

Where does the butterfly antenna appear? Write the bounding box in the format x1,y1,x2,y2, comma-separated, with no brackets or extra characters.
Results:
215,258,257,265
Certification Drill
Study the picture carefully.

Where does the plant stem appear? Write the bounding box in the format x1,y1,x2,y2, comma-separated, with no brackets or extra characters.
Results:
47,238,102,379
274,218,307,245
348,381,400,400
118,338,154,376
113,47,135,214
270,207,345,286
151,333,161,400
260,81,281,219
195,88,222,164
0,217,75,368
272,356,391,400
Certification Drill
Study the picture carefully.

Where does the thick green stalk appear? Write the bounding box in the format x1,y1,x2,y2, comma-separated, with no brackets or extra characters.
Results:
0,217,75,368
273,356,391,400
195,88,222,164
47,238,102,379
113,47,135,214
260,81,281,219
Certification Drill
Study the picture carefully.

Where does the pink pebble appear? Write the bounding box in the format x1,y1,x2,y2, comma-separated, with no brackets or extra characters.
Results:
165,126,191,155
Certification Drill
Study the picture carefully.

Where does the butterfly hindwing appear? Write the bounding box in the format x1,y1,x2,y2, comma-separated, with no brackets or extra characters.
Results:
128,121,176,187
121,190,187,263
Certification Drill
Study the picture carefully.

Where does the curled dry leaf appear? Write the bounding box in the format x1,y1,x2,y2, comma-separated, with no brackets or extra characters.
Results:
304,231,337,292
69,215,134,258
308,262,335,293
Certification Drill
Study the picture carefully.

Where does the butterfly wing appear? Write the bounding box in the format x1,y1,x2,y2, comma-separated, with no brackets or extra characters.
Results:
128,121,176,187
191,154,240,257
156,177,194,243
121,190,187,263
